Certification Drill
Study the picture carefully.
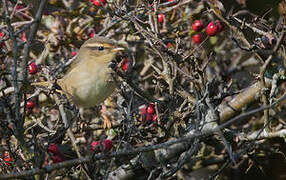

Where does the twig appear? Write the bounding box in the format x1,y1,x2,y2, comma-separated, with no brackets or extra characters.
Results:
161,139,200,178
232,17,268,36
115,70,162,104
217,92,286,130
19,0,48,92
161,0,193,13
240,129,286,140
3,0,24,154
259,30,285,132
219,79,272,123
52,93,92,180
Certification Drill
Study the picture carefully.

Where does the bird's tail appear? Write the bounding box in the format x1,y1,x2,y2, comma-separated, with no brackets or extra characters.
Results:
32,80,65,96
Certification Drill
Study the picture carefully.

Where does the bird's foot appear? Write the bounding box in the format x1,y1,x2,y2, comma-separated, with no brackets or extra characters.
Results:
102,113,112,129
101,106,112,129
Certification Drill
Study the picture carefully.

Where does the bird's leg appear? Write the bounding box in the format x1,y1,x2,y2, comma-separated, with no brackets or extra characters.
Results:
77,108,83,119
101,105,112,129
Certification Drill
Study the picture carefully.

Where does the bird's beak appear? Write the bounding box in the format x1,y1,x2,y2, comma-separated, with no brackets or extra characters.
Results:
112,47,125,52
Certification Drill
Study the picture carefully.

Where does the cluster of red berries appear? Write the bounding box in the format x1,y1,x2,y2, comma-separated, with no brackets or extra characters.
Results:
191,20,224,44
47,140,113,164
47,144,65,163
91,139,113,152
3,151,13,166
0,31,27,47
141,103,157,123
26,62,38,113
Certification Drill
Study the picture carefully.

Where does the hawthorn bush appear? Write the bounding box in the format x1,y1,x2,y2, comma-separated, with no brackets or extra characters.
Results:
0,0,285,179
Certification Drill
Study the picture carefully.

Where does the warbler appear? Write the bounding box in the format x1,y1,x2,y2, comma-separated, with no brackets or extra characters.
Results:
57,36,124,107
33,36,124,126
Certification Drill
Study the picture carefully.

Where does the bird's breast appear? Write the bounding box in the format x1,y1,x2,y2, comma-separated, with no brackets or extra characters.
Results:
60,61,116,108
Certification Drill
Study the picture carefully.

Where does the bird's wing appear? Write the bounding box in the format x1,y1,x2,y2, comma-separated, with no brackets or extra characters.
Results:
66,56,82,74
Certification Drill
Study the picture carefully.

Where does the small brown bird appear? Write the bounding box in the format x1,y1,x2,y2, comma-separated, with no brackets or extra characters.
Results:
34,36,124,126
58,36,124,107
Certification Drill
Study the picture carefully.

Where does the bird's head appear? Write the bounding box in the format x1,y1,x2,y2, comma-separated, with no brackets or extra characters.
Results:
79,35,125,63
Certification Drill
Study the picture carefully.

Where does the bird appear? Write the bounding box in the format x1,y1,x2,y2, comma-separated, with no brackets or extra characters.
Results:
33,36,124,127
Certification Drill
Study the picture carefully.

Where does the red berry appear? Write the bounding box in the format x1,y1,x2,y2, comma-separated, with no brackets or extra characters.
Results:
103,139,112,151
48,143,59,155
91,139,112,152
21,32,27,42
158,14,165,23
28,62,38,75
0,32,4,48
8,123,13,130
206,22,218,36
91,141,99,151
147,104,155,114
142,103,155,115
167,42,172,48
215,20,224,33
26,101,35,109
52,154,64,163
72,51,77,57
122,58,129,72
16,5,24,10
90,29,96,38
92,0,107,7
192,20,203,32
141,106,147,115
192,34,202,44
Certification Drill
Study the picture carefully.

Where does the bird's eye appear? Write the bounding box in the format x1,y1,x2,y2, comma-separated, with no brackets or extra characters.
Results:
97,46,104,51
